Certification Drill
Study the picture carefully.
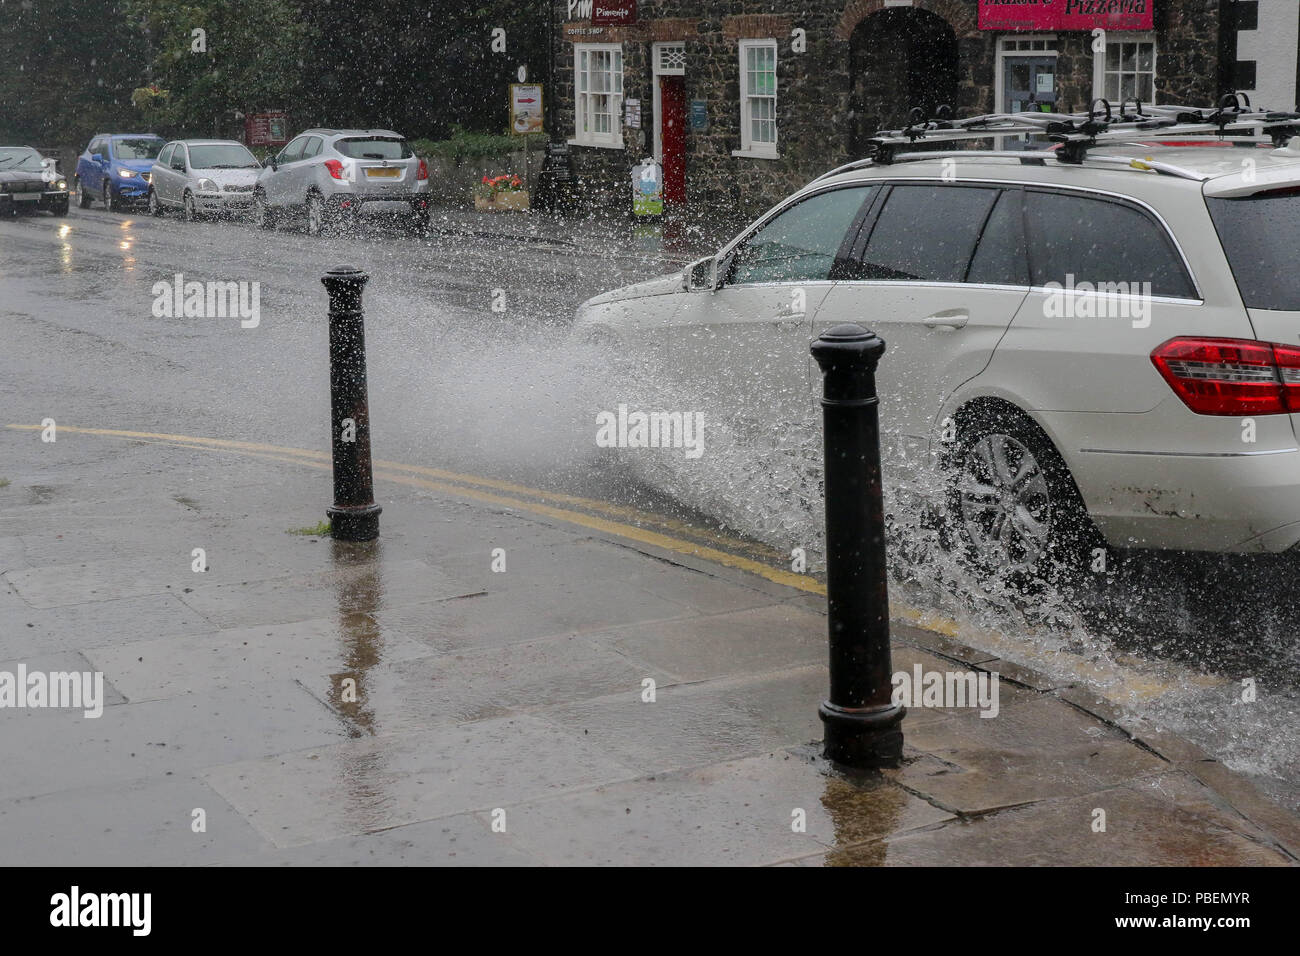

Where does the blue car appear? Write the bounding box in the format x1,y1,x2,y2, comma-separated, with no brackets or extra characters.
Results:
74,133,165,211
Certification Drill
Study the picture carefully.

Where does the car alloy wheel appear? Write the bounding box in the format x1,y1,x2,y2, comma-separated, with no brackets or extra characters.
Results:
147,189,163,217
253,191,276,230
306,193,325,237
183,191,198,222
957,433,1053,572
76,177,91,208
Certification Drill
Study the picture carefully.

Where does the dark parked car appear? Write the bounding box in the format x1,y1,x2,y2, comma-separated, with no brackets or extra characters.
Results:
0,146,69,216
74,133,164,211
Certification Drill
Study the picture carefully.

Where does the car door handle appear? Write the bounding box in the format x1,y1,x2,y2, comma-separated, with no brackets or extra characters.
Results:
922,310,969,329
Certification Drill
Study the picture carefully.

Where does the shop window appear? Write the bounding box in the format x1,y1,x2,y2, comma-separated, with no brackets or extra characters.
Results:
735,39,778,159
573,43,623,148
1095,34,1157,103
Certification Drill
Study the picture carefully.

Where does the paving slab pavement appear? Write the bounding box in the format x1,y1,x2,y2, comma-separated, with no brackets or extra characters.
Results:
0,426,1296,866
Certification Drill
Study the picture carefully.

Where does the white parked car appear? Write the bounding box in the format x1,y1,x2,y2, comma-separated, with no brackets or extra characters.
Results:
575,107,1300,574
147,139,261,220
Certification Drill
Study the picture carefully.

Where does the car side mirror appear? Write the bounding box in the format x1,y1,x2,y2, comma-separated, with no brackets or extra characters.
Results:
91,153,104,164
684,256,718,292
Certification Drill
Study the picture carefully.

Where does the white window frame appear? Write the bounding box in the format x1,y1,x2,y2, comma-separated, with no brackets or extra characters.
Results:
993,34,1059,150
733,38,779,159
1093,32,1158,105
571,42,624,149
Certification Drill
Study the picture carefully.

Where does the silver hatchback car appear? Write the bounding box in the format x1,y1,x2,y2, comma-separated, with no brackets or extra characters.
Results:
252,128,431,236
147,140,261,220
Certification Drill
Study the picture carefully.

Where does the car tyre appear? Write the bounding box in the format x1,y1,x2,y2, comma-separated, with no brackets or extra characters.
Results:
252,190,277,230
75,177,91,208
102,182,116,213
51,199,69,217
147,188,164,217
305,191,328,237
182,190,199,222
943,404,1102,583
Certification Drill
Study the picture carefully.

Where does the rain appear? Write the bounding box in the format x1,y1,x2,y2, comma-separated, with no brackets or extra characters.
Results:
0,0,1297,885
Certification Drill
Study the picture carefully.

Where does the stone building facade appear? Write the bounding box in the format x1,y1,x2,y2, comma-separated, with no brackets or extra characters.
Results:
549,1,1275,219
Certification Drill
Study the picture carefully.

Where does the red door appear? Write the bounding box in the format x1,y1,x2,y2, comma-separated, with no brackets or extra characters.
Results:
659,75,686,206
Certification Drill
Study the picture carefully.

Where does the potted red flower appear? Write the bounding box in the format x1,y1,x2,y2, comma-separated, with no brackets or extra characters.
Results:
473,173,529,211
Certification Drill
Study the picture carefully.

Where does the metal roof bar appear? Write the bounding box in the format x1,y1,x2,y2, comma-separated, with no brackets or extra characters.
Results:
808,96,1300,185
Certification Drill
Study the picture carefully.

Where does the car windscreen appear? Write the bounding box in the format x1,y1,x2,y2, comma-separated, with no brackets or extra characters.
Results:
334,137,412,160
114,138,164,160
187,144,259,169
0,147,45,171
1207,190,1300,311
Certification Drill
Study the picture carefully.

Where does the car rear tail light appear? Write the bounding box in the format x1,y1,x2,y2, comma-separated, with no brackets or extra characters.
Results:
324,159,345,180
1151,336,1300,415
417,159,428,181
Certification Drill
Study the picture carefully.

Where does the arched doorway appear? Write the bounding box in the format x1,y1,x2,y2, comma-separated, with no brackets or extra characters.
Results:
849,7,959,156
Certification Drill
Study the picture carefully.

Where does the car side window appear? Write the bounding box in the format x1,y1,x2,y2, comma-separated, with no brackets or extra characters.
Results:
157,145,173,168
301,136,323,159
278,137,307,164
725,186,875,285
89,138,105,158
1024,190,1196,299
967,190,1029,286
171,147,187,171
857,184,999,282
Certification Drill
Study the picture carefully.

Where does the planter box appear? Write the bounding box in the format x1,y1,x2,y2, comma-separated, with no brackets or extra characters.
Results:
474,190,530,212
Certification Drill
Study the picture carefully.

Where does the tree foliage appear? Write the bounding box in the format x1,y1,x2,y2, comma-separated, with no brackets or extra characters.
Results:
0,0,551,146
124,0,317,137
0,0,149,144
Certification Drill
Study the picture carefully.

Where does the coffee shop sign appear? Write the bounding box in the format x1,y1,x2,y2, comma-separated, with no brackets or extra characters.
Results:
567,0,638,24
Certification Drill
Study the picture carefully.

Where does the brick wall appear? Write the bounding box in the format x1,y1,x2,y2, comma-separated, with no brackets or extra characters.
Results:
550,0,1225,222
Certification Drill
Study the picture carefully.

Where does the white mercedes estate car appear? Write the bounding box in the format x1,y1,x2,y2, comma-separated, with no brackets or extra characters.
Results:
575,106,1300,573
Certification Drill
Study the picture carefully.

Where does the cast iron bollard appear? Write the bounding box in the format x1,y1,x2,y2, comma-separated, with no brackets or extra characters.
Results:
323,265,381,541
810,323,905,767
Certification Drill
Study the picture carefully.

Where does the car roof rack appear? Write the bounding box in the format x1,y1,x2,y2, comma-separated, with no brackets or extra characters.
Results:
813,94,1300,183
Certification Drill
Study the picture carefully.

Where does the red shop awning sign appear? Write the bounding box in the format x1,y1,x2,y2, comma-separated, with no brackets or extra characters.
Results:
979,0,1154,32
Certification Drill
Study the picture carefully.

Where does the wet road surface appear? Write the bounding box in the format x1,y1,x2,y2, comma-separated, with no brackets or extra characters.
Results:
1,199,1297,812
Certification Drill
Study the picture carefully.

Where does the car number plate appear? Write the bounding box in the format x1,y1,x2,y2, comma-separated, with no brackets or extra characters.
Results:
12,193,38,201
365,168,400,178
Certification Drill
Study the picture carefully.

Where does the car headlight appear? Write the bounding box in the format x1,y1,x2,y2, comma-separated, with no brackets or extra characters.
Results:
142,172,151,183
198,178,219,192
118,169,137,178
57,180,67,189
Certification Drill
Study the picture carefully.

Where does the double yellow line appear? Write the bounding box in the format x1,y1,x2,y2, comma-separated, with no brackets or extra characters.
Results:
4,423,820,593
9,422,1225,700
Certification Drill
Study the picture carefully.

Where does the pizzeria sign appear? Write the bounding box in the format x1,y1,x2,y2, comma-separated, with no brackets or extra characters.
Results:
979,0,1154,32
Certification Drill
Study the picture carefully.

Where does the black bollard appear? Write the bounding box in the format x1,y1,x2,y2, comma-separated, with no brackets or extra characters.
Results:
810,323,904,767
323,265,381,542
